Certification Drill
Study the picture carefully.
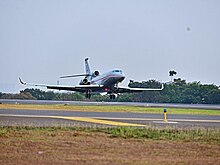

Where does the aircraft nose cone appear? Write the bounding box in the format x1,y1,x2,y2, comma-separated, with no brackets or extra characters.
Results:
118,76,125,82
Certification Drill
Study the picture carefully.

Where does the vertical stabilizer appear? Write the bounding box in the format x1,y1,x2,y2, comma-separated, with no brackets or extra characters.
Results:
85,58,91,76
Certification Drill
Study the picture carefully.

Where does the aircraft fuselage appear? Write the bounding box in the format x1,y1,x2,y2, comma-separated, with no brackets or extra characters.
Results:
90,70,125,87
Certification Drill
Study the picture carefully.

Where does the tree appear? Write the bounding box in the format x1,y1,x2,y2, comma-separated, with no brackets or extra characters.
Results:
169,70,177,82
127,79,220,104
117,93,133,102
174,78,186,86
20,88,47,100
1,92,36,100
129,80,163,102
10,81,220,104
206,89,220,104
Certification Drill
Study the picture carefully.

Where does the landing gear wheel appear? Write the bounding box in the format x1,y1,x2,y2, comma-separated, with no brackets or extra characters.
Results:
112,94,116,99
85,90,91,99
110,94,116,99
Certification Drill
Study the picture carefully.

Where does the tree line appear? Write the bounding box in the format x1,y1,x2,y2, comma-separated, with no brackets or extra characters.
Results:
128,79,220,104
0,78,220,104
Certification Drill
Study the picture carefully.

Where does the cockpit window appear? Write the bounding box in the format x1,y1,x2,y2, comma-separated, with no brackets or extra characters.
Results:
113,70,122,73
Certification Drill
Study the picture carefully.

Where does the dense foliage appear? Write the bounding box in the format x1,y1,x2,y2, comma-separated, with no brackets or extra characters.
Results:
0,79,220,104
0,89,84,101
128,79,220,104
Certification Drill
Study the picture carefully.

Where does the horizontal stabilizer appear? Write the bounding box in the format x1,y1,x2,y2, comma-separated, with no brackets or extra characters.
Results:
60,74,90,79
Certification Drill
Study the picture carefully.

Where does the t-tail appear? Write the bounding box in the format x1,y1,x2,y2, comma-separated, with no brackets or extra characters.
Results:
85,58,92,80
59,58,91,79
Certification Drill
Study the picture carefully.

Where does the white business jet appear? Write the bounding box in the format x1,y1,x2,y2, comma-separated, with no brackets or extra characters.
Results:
19,58,163,99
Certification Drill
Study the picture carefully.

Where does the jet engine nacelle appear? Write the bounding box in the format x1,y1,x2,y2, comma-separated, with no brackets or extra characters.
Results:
92,70,99,77
80,78,90,85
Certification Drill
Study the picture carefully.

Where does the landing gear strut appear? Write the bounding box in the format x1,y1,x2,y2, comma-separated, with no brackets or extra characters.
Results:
85,90,91,99
110,94,116,99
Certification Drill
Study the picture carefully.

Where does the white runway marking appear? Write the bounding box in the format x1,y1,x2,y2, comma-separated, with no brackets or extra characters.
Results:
153,121,178,124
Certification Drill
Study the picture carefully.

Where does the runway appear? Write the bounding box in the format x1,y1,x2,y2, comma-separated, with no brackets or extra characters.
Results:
0,109,220,128
1,99,220,110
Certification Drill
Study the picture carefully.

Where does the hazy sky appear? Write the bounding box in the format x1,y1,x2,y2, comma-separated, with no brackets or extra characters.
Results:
1,0,220,93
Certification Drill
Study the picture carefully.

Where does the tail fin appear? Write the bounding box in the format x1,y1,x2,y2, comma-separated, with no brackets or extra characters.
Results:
85,58,91,75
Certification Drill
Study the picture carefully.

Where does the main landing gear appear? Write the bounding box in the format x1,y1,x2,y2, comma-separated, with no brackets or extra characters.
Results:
109,94,116,99
85,90,91,99
85,90,117,100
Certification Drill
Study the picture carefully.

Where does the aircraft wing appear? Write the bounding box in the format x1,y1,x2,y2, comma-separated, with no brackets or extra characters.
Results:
116,84,164,93
19,78,103,92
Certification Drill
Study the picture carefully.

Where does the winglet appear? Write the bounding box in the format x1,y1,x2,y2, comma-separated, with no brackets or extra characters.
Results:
161,83,164,90
19,77,26,85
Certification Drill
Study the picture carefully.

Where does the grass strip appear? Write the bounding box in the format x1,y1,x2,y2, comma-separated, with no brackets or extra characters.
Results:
0,126,219,144
0,104,220,116
105,127,220,144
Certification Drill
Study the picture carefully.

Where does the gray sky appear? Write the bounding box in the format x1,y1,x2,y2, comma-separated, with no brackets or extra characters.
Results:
1,0,220,93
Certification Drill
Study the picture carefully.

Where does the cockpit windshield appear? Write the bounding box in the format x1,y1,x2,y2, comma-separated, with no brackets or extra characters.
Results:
113,70,122,73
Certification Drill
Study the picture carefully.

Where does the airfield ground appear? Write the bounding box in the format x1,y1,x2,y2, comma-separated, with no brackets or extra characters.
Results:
0,127,220,165
0,103,220,164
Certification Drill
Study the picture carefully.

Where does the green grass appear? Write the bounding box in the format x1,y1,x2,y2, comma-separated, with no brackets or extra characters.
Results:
1,126,220,144
0,103,220,116
105,127,220,143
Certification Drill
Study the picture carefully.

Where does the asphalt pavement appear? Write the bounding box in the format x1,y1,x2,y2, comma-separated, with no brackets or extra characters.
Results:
0,108,220,128
1,99,220,110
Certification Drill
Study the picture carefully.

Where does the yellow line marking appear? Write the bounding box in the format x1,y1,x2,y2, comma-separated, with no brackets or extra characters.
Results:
54,116,145,126
0,114,145,127
0,114,220,125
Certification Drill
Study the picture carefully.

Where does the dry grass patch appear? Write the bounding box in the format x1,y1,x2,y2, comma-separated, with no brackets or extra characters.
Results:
0,127,220,165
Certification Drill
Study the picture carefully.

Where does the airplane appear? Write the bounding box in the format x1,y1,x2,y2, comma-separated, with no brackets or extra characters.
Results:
19,58,164,99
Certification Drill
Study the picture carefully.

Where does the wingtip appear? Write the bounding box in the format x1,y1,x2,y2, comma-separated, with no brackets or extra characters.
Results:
19,77,26,85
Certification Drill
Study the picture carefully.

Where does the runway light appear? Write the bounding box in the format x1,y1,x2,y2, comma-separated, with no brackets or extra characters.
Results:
164,109,168,122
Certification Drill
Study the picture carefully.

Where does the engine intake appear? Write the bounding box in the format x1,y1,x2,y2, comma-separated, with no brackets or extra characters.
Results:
93,70,99,77
80,78,90,85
